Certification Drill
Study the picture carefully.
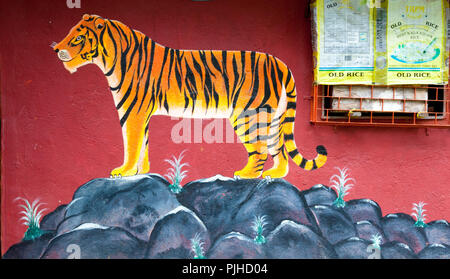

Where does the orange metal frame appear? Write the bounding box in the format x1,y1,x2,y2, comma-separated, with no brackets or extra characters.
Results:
311,84,450,128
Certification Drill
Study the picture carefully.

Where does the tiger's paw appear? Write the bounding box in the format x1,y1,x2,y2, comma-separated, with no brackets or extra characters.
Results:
233,169,261,179
110,166,138,178
262,167,288,179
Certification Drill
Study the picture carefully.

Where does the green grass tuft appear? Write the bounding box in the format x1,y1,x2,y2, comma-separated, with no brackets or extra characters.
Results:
15,197,47,241
164,150,189,194
330,167,355,208
370,233,382,250
190,233,206,259
412,201,428,228
252,215,268,245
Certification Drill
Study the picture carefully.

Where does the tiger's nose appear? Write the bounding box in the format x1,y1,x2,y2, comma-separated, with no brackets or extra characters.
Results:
54,48,59,53
57,49,72,61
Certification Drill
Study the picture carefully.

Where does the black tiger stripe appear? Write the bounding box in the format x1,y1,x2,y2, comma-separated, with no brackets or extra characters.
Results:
109,41,130,91
269,56,280,102
299,157,307,169
104,25,118,76
286,101,297,110
166,48,175,88
274,58,284,84
312,160,318,170
284,133,294,141
285,69,292,87
247,151,261,157
139,36,149,80
231,54,240,96
198,51,215,77
284,117,295,123
154,47,170,100
138,40,155,112
116,77,134,110
221,51,230,97
288,149,299,159
209,51,222,73
136,37,144,77
174,59,183,91
127,29,140,71
120,89,138,127
286,88,296,98
260,60,271,107
239,55,260,117
99,28,108,54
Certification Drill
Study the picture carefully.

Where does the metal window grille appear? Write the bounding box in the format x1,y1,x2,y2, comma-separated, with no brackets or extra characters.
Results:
311,84,450,128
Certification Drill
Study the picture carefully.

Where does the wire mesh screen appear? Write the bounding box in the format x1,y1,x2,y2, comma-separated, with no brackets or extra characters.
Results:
311,84,450,127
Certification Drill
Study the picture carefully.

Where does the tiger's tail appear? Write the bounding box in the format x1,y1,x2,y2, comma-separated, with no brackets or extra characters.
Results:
281,69,327,171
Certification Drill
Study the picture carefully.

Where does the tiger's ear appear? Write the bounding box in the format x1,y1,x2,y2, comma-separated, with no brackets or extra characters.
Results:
82,14,91,21
94,18,105,30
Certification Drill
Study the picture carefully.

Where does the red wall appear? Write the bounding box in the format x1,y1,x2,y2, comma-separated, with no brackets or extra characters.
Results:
1,0,449,254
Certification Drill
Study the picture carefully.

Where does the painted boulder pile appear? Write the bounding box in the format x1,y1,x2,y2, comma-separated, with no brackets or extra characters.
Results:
3,174,450,259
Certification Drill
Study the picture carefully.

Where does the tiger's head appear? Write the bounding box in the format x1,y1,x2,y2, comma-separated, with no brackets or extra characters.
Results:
53,14,106,74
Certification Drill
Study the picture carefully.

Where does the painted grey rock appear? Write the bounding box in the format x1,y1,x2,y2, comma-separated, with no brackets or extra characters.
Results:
3,232,55,259
207,232,266,259
41,224,146,259
310,205,356,245
5,174,450,260
417,244,450,259
355,220,387,244
40,204,67,231
229,179,318,239
381,213,427,254
334,237,373,259
344,199,382,227
302,184,337,207
178,176,318,242
424,220,450,246
177,176,260,242
144,206,210,259
265,220,336,259
56,174,179,241
381,241,417,259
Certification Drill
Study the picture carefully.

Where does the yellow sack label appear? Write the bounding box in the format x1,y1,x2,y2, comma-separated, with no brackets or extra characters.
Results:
380,0,448,84
313,0,375,84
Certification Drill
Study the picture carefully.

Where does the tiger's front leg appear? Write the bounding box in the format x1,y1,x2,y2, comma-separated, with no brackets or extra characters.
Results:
110,114,149,178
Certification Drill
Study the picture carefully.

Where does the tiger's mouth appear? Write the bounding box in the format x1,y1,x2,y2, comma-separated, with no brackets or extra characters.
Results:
57,49,73,62
54,42,98,74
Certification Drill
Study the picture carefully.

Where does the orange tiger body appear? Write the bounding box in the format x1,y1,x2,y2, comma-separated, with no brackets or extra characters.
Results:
54,14,327,179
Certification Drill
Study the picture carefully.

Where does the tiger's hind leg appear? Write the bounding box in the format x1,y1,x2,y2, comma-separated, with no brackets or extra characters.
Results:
136,133,150,174
262,115,289,179
263,147,289,179
234,143,268,179
230,112,270,179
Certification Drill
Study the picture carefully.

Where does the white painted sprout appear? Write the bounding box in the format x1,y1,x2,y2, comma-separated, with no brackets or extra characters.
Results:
412,201,428,228
252,215,268,245
15,197,47,240
164,150,189,194
190,233,206,259
330,167,355,208
370,233,383,250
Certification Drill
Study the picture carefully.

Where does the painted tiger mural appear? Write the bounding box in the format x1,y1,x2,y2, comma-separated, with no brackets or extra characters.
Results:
53,14,327,179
